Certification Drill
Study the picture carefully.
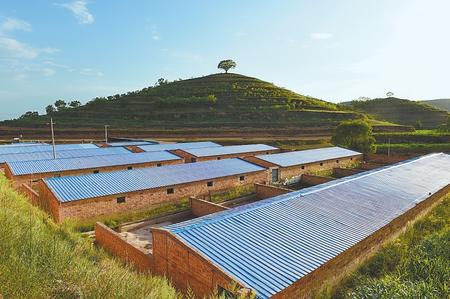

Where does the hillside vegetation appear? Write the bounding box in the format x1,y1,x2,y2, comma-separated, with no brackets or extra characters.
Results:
334,195,450,298
423,99,450,112
346,97,448,129
3,73,361,129
0,175,180,298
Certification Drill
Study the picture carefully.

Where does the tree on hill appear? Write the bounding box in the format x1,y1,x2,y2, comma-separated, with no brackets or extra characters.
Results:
218,59,237,73
54,99,67,111
386,91,394,97
331,119,376,154
45,105,55,115
19,111,39,119
69,100,81,108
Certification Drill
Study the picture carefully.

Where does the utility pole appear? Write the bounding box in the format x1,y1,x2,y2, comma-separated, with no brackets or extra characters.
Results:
104,125,110,143
49,117,56,159
387,137,391,160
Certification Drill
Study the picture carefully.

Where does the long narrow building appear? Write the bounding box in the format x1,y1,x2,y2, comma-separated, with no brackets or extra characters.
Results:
0,143,98,155
5,151,183,185
151,153,450,298
131,141,222,153
39,158,268,222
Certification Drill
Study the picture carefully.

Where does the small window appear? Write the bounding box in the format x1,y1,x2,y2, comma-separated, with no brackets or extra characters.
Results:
207,181,214,187
156,163,162,167
127,166,133,170
239,176,245,181
336,160,339,163
93,170,99,174
350,157,353,160
191,158,196,163
320,162,323,166
301,165,305,170
217,157,221,160
116,197,126,204
167,188,174,194
266,151,269,154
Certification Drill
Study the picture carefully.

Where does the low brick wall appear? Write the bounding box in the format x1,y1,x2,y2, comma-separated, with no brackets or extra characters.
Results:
190,197,229,217
19,183,40,206
359,162,385,170
95,222,153,273
300,174,334,186
255,183,292,199
332,167,366,178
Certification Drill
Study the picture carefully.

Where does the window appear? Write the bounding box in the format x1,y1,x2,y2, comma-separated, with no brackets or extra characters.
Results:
336,160,339,163
116,197,126,204
320,162,323,166
93,170,99,174
167,188,174,194
191,158,197,163
266,151,269,154
127,166,133,170
239,176,245,181
350,157,353,160
207,181,214,187
217,157,221,160
156,163,162,167
301,165,305,170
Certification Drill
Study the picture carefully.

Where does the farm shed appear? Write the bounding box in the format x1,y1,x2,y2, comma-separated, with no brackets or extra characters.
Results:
0,147,130,165
39,158,268,222
5,151,182,185
0,143,98,155
100,141,156,147
245,146,362,183
172,144,280,163
130,141,221,153
152,153,450,298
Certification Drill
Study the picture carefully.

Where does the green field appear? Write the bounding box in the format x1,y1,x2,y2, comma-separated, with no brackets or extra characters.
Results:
333,195,450,299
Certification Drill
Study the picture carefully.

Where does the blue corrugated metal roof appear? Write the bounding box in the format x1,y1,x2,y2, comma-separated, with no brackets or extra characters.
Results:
106,141,154,147
44,158,265,203
137,141,221,152
8,151,181,176
166,153,450,299
0,142,47,148
0,143,98,155
0,147,130,164
256,146,361,167
183,144,279,157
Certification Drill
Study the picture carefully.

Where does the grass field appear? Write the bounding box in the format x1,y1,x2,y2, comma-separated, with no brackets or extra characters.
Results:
0,175,181,298
332,194,450,298
377,143,450,154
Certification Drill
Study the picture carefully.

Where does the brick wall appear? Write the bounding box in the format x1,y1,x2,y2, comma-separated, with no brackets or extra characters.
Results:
272,185,450,298
38,180,61,222
255,183,292,199
41,170,267,223
152,228,241,298
6,158,182,187
19,183,39,205
95,222,153,273
300,174,334,186
190,197,229,217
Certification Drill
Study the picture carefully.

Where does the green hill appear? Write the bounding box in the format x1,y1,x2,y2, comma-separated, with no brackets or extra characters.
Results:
423,99,450,112
3,73,362,130
345,97,448,129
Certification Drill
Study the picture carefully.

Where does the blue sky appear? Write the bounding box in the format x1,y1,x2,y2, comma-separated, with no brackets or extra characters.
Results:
0,0,449,120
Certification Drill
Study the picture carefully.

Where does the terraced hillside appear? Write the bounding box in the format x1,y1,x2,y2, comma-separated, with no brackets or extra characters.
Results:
423,99,450,112
3,73,361,130
346,97,448,129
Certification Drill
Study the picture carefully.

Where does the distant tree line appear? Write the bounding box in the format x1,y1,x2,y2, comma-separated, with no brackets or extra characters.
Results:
45,99,81,114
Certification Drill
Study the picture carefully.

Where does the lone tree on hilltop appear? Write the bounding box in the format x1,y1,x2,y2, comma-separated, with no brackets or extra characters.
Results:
218,59,237,73
386,91,394,97
331,119,376,154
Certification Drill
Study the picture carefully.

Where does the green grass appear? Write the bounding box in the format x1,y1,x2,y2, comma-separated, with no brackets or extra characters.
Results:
0,175,181,298
332,195,450,299
375,129,450,137
377,143,450,154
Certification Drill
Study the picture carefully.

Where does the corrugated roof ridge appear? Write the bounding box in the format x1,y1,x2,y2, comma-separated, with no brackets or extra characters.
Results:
169,153,442,235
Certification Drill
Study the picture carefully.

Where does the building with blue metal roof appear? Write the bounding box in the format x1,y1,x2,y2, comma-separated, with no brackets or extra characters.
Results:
246,146,363,183
0,146,130,165
5,150,182,184
150,153,450,298
39,158,268,222
134,141,222,153
104,141,155,147
0,143,97,155
173,144,280,163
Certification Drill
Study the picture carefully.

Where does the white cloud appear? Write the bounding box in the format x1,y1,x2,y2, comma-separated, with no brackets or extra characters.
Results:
42,68,56,77
151,27,160,40
0,37,39,59
42,47,61,54
0,17,32,33
58,1,94,24
310,32,332,40
80,68,104,77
